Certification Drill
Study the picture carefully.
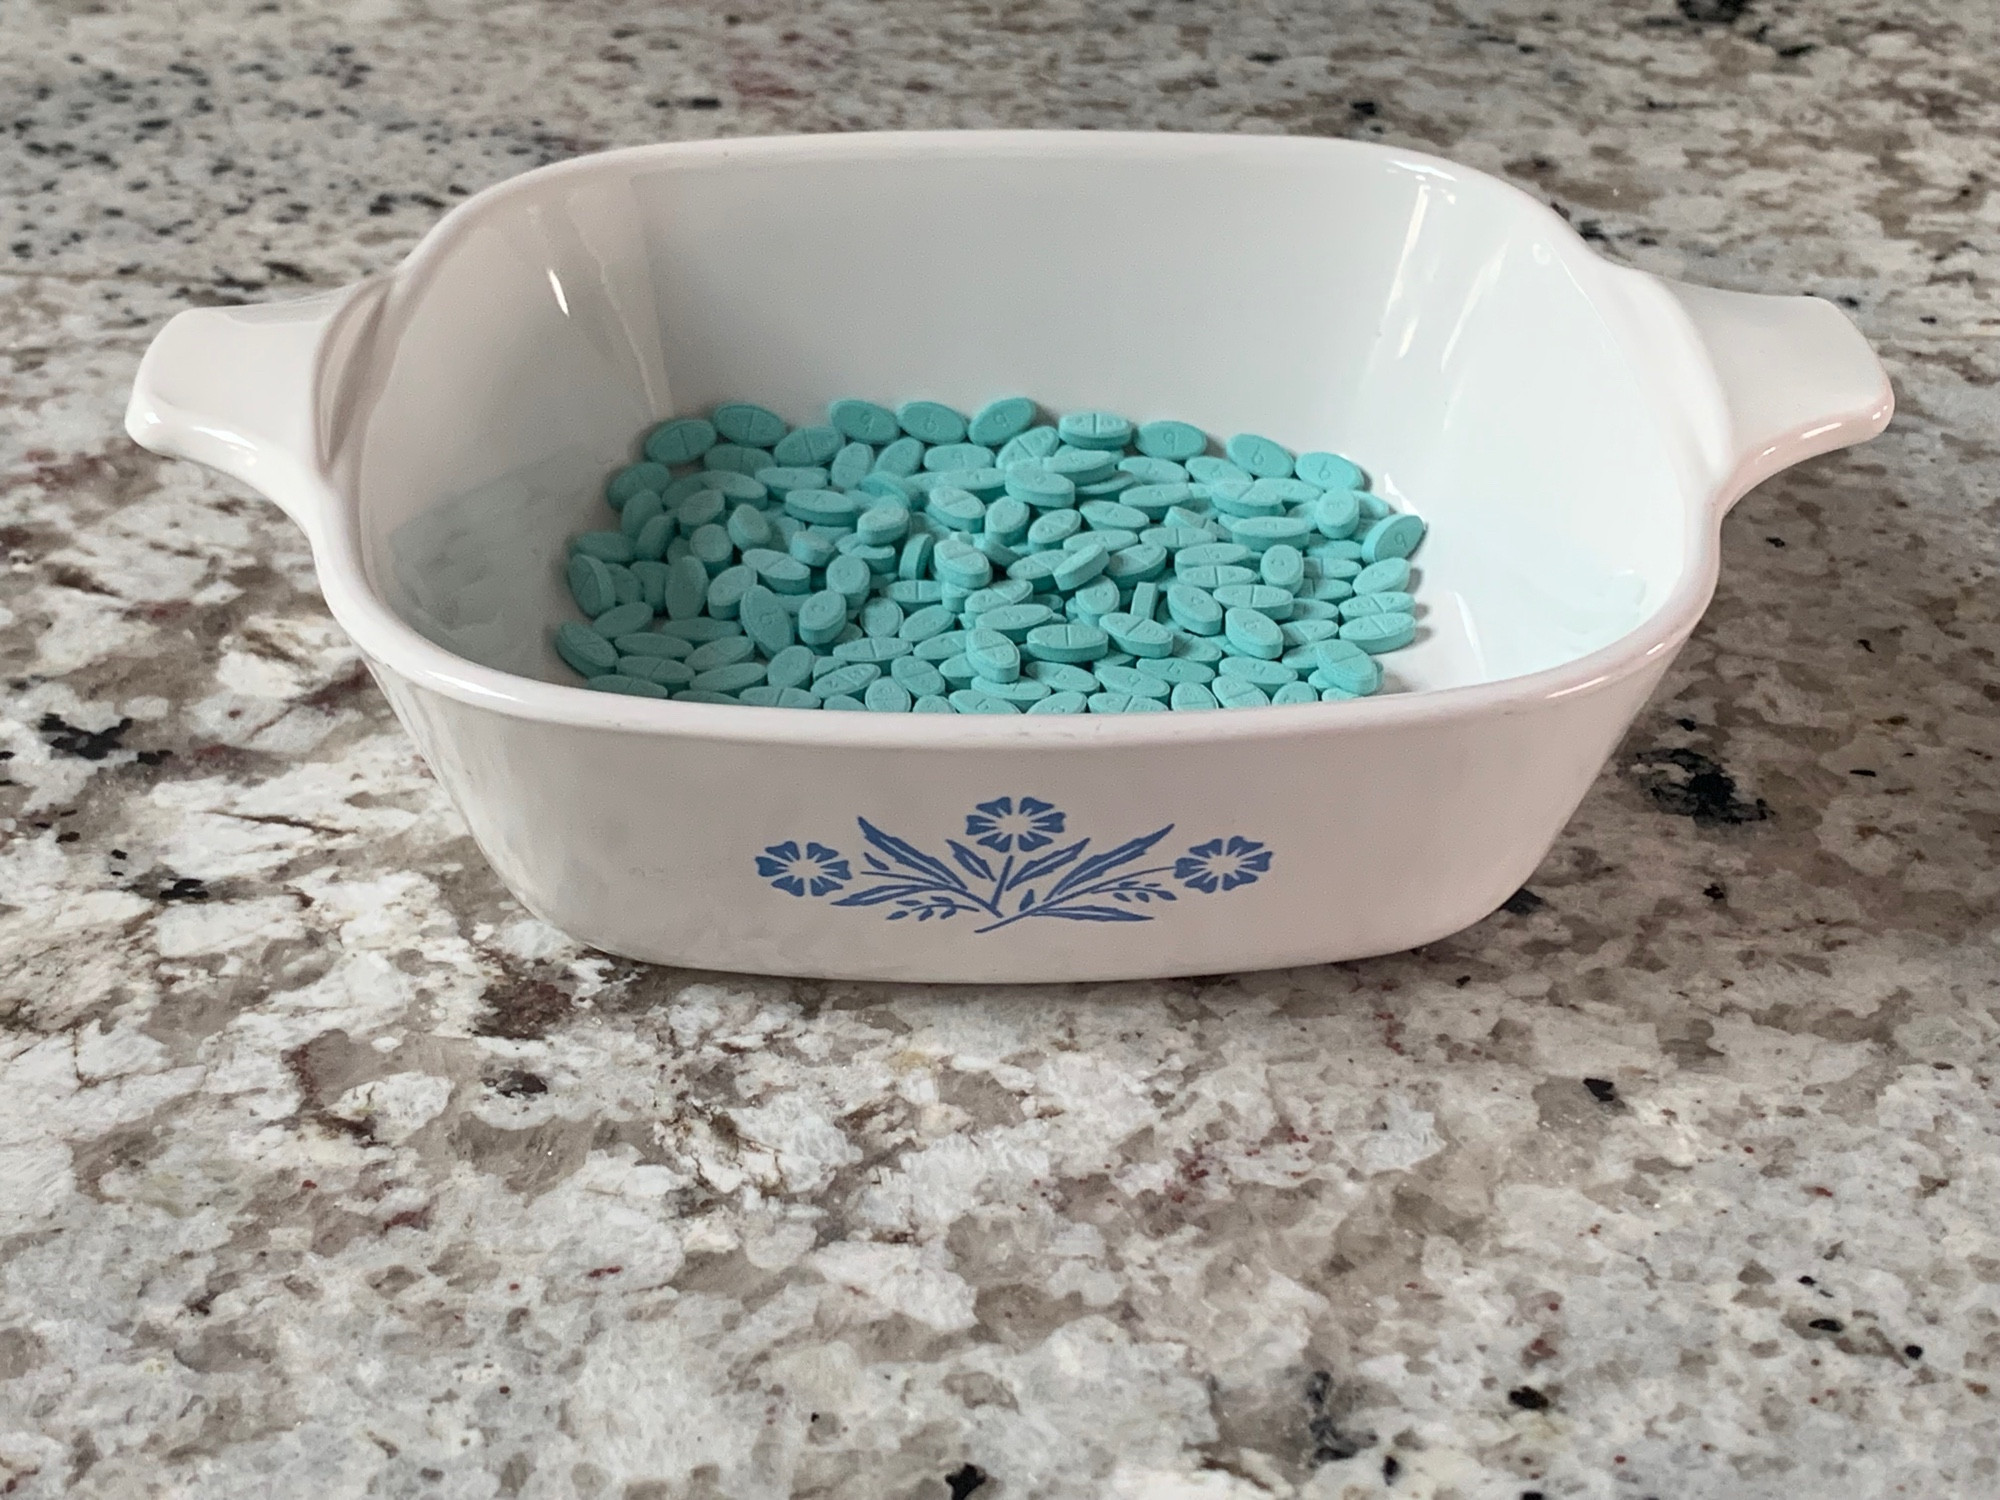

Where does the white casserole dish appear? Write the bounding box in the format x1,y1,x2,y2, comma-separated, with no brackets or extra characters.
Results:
125,131,1891,982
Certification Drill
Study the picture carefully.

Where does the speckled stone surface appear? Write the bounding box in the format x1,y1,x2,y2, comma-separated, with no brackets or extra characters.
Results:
3,1,1998,1495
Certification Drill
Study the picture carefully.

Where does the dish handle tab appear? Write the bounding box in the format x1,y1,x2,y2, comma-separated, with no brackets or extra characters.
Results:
1661,280,1894,510
124,282,375,538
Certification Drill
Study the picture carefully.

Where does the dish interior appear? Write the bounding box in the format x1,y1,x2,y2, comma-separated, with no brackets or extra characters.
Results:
345,138,1693,696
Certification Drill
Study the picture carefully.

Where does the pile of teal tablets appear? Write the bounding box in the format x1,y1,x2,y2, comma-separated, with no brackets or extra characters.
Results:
555,397,1426,713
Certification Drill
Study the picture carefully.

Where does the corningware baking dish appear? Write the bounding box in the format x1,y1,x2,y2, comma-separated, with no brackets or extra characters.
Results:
125,131,1891,982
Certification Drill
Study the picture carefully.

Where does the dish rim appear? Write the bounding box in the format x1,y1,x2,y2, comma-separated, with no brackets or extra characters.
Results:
308,129,1744,747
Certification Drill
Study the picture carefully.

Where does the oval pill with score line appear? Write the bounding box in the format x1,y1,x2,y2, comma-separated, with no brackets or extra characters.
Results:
642,418,716,466
1057,410,1135,451
1311,638,1384,695
890,655,949,697
686,634,757,673
1134,655,1214,685
1213,676,1271,709
1351,557,1412,594
1185,455,1249,485
862,597,909,640
898,533,934,581
1339,611,1417,653
781,487,862,526
1051,541,1110,592
1120,456,1188,485
765,644,816,691
897,400,967,444
704,564,759,620
961,579,1034,619
1135,419,1207,461
985,496,1031,544
1022,622,1110,664
923,442,997,473
704,443,774,475
926,486,986,532
829,398,901,444
700,444,768,478
965,628,1022,683
1101,611,1175,659
1361,512,1427,562
693,661,767,694
1027,690,1089,714
873,436,925,476
1176,541,1253,571
1296,451,1366,491
588,599,656,645
1105,542,1168,584
1025,659,1100,692
773,424,843,467
1079,499,1150,532
968,396,1038,447
1044,447,1118,484
589,674,671,698
933,544,994,591
864,678,914,713
996,426,1061,465
855,503,911,547
1226,514,1315,551
608,463,674,515
1166,583,1224,636
796,590,848,647
1224,432,1294,479
812,662,882,699
971,675,1052,706
1216,654,1298,687
618,655,694,688
1003,463,1078,510
1211,584,1296,621
828,441,874,489
1224,606,1285,660
712,402,788,448
949,689,1020,715
1340,590,1417,620
554,622,619,676
978,603,1057,641
1260,543,1306,593
1094,664,1170,700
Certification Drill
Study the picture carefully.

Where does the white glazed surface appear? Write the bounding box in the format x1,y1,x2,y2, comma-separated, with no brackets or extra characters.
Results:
126,131,1891,980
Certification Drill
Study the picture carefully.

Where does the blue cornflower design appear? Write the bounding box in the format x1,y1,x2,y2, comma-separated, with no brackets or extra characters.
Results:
756,840,851,897
963,797,1066,854
1174,835,1272,893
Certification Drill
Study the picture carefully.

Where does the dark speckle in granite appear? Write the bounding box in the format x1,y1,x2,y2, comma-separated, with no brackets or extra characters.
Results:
2,1,1999,1497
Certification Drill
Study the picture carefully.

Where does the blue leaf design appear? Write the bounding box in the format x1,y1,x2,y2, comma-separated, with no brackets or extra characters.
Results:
1008,837,1090,890
858,818,968,890
1036,903,1155,923
947,840,996,882
833,881,960,908
1044,825,1175,903
767,802,1264,933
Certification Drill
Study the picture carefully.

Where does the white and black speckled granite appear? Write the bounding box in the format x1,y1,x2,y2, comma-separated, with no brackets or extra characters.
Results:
3,1,1998,1496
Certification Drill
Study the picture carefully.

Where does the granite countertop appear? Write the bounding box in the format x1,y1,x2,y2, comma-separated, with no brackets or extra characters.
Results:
2,1,1997,1495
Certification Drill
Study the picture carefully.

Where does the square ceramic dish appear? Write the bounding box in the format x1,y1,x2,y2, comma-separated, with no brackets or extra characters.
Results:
126,131,1890,981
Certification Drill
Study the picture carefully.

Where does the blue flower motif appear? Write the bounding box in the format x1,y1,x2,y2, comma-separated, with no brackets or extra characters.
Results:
756,840,851,897
1174,835,1271,893
963,796,1066,854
